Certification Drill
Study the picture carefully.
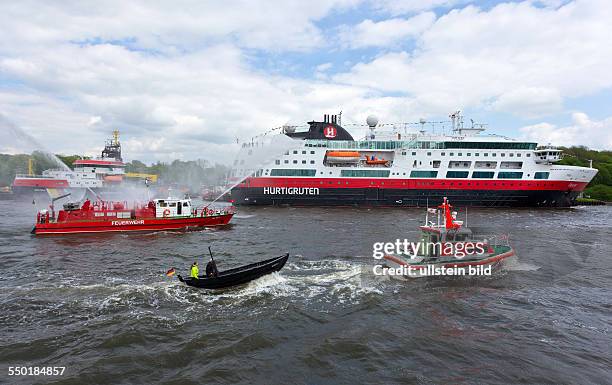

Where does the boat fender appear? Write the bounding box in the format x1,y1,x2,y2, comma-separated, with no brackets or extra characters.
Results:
163,209,171,217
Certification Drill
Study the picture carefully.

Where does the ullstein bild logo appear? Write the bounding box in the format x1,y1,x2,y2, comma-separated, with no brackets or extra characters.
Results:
263,187,320,195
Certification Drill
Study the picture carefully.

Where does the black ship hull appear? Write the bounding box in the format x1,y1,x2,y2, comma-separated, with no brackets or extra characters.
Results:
230,187,581,207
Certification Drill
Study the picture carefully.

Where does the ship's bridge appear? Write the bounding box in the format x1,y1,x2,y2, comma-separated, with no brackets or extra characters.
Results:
534,145,562,164
154,198,192,218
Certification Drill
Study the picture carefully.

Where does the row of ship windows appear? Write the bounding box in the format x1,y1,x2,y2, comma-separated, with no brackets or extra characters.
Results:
275,159,316,165
303,141,537,150
93,211,131,218
402,151,530,158
265,169,550,180
236,150,532,165
270,159,523,168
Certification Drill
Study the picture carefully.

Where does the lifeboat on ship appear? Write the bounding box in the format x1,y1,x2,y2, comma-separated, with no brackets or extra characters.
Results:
31,195,234,235
365,155,389,166
326,151,361,163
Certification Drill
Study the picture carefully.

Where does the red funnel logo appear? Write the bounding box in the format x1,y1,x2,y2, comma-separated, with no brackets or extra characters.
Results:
324,125,337,138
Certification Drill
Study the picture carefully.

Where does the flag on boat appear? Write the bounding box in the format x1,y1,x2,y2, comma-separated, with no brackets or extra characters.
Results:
166,268,176,277
427,208,437,214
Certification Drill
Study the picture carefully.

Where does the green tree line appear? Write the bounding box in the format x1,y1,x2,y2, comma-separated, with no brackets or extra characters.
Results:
558,146,612,201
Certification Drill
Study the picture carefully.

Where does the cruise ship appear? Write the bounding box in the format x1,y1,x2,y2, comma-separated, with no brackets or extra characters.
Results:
229,112,597,207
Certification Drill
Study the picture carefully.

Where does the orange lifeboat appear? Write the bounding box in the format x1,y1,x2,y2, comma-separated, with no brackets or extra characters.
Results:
327,151,360,157
326,151,361,163
365,155,389,166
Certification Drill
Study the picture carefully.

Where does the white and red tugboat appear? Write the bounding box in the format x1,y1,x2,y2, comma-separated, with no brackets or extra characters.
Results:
383,197,515,277
32,196,234,235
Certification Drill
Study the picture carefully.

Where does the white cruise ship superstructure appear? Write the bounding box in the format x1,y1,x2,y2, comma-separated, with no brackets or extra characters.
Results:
229,112,597,207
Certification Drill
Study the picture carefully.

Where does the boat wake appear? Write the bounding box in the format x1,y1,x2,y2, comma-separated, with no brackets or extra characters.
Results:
233,214,255,219
1,258,384,330
503,257,541,272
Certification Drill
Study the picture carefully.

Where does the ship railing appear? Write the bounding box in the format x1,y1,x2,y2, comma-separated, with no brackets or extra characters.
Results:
304,139,435,150
476,234,511,247
193,205,235,217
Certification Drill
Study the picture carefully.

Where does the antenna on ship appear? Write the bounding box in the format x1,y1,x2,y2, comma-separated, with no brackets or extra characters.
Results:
450,110,461,131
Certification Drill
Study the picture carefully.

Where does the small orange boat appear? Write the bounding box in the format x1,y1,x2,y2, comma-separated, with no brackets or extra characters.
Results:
365,156,388,165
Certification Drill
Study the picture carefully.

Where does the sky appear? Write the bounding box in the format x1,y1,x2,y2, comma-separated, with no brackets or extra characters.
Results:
1,0,611,164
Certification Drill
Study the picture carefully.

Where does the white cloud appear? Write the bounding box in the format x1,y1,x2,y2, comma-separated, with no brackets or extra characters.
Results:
338,12,436,48
1,0,612,165
492,87,563,117
314,62,333,79
87,116,102,126
520,112,612,150
0,0,359,53
335,0,612,117
316,63,333,72
0,39,413,162
372,0,468,15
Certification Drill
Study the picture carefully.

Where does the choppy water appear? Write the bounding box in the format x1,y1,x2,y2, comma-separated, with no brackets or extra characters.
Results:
1,200,611,384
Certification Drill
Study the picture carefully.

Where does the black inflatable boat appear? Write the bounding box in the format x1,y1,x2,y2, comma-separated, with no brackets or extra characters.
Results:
178,254,289,289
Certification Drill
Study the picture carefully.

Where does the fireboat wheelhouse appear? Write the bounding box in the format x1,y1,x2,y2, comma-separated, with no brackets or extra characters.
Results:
32,195,234,235
383,197,515,277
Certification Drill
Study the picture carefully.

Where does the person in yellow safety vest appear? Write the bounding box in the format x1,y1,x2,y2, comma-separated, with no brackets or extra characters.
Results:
190,262,199,279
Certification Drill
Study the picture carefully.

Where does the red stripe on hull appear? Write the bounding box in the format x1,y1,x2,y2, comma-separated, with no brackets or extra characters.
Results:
33,214,233,235
239,177,588,192
13,179,69,188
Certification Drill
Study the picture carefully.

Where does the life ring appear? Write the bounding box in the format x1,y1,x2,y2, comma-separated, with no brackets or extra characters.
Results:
163,209,171,217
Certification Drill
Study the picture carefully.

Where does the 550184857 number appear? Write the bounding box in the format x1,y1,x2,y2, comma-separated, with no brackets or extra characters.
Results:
8,367,65,376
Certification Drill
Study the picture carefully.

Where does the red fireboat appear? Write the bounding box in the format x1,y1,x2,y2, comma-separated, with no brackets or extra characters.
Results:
32,195,234,235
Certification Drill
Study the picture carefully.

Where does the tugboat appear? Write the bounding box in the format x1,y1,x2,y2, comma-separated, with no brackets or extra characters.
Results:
383,197,515,277
32,195,234,235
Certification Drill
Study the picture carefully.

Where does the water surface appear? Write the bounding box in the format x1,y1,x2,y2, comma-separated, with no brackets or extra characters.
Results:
0,200,610,384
